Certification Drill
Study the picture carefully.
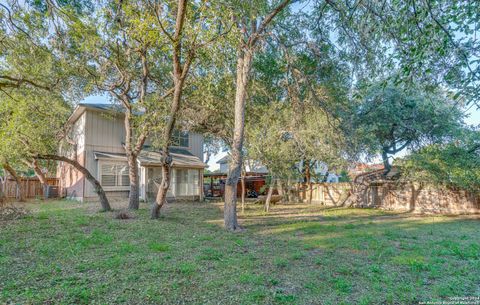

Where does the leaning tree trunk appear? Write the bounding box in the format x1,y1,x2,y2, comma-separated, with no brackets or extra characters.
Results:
24,159,49,198
38,155,111,211
3,163,25,202
264,176,275,213
127,153,140,210
150,65,188,219
30,159,48,189
382,149,391,175
224,48,253,231
150,0,191,218
151,155,172,219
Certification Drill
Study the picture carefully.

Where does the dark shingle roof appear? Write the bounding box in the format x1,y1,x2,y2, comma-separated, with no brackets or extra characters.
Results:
78,102,124,112
93,149,206,168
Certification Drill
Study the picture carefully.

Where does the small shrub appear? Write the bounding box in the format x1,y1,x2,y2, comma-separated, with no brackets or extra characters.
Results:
114,211,133,220
332,277,352,293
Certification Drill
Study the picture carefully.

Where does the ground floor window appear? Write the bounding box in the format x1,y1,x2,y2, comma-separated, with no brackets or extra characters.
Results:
99,162,129,189
175,169,199,196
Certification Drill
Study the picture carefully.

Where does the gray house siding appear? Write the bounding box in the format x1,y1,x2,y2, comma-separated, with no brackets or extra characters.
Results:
62,105,205,201
84,110,126,199
188,133,204,161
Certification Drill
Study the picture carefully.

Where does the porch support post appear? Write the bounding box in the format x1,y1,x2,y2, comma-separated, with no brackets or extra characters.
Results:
199,169,204,201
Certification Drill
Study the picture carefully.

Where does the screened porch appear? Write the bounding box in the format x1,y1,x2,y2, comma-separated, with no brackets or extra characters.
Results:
141,167,202,202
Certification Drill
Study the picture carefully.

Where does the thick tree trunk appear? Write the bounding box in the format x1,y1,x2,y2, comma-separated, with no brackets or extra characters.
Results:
286,176,294,203
382,149,391,175
29,159,48,198
38,155,111,211
151,161,171,219
223,0,291,229
240,169,245,213
31,159,47,189
3,163,25,202
151,1,191,219
127,154,140,210
305,163,313,204
264,177,275,213
308,181,313,204
150,71,186,219
0,173,5,205
277,179,285,203
123,109,142,211
224,48,253,231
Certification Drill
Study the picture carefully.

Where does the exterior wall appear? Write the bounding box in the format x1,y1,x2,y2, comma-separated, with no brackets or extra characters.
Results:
71,112,86,152
188,132,204,162
219,162,228,173
85,110,125,150
59,151,86,200
61,107,204,201
58,111,87,200
84,110,126,198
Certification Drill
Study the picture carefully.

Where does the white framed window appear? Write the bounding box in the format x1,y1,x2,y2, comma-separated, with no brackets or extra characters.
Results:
175,168,199,196
172,130,189,147
99,162,130,190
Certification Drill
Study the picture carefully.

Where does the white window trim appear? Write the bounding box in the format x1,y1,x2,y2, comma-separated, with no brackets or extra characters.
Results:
171,131,191,149
98,160,130,191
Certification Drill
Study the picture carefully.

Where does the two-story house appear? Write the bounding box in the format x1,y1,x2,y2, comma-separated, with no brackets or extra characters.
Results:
58,103,206,202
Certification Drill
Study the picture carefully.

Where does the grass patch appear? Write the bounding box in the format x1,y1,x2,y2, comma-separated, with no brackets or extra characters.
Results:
148,242,170,252
1,200,479,304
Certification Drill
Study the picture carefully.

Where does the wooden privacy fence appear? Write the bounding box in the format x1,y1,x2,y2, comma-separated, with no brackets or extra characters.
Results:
0,177,59,199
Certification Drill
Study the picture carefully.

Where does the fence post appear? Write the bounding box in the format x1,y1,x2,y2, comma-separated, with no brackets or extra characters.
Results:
320,184,324,204
26,177,30,199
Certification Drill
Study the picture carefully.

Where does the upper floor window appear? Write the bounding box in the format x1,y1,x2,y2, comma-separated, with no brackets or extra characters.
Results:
172,130,189,147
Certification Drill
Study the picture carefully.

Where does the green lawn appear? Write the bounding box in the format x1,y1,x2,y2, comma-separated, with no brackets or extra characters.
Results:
1,200,479,304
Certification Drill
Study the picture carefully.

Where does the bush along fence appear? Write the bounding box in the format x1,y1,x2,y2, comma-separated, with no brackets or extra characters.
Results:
298,182,480,214
0,177,59,200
